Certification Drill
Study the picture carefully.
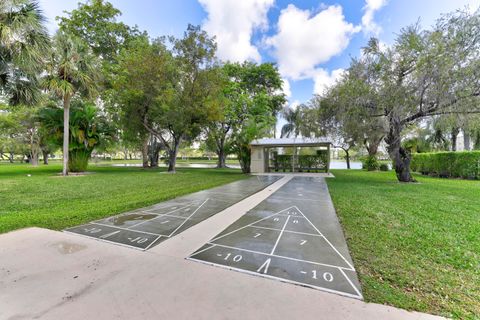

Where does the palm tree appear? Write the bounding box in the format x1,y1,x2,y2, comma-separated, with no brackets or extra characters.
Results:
43,31,99,176
0,0,49,105
280,105,302,138
39,101,114,172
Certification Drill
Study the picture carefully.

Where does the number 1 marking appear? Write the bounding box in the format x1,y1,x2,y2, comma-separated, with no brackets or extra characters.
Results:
300,239,307,245
161,220,170,224
253,233,262,238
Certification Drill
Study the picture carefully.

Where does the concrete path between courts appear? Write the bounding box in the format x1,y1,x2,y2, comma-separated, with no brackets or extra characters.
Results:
0,175,444,320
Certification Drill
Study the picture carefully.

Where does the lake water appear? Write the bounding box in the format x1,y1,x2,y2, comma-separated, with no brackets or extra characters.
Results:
103,160,363,170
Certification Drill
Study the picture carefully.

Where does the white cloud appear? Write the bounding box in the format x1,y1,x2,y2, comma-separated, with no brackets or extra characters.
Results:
313,68,345,95
265,4,359,80
289,100,301,110
199,0,274,63
361,0,387,35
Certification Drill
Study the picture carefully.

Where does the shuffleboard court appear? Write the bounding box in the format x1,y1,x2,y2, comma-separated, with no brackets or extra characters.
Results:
64,175,281,250
188,176,363,299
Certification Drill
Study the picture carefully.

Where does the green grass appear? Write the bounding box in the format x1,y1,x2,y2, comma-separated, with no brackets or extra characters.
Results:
1,163,478,318
327,170,480,319
0,158,241,166
0,163,246,233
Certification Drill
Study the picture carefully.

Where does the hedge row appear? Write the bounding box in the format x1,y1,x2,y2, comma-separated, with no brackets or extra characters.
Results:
411,151,480,179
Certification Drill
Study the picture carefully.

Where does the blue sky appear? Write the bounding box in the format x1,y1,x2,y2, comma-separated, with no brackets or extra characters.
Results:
39,0,479,127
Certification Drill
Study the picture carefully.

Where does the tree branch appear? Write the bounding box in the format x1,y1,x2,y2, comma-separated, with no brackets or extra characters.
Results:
400,92,480,125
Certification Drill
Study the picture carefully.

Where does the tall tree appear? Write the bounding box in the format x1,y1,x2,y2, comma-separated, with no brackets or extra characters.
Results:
223,62,285,173
43,31,100,176
0,0,49,105
324,9,480,182
57,0,139,64
203,66,236,168
143,25,219,172
112,36,174,168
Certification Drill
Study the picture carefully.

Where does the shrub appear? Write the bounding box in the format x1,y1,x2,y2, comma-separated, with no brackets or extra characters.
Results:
379,163,389,171
411,151,480,179
362,155,379,171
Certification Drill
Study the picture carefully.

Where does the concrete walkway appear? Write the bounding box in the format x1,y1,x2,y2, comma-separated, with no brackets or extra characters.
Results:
0,175,443,320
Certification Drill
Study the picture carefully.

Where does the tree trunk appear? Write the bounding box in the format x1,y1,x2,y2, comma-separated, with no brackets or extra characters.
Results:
9,152,14,163
141,136,149,168
62,95,71,176
463,130,470,151
344,148,351,169
216,137,227,168
366,138,381,157
474,131,480,150
150,140,161,168
42,150,49,165
167,138,181,173
124,148,128,160
451,127,459,151
30,150,39,166
385,116,415,182
217,149,227,168
237,144,251,174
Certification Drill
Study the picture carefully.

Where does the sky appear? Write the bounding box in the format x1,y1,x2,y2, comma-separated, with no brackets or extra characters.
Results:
38,0,480,133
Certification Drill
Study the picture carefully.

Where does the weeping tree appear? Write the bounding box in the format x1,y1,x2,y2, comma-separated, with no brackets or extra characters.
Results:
0,0,49,106
301,79,387,170
39,101,114,172
43,31,100,176
326,9,480,182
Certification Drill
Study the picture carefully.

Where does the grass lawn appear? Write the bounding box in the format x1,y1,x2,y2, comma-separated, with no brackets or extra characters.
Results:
327,170,479,319
0,164,246,233
14,158,241,166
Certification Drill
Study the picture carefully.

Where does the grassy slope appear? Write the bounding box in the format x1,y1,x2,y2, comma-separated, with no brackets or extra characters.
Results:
0,164,246,233
327,170,479,319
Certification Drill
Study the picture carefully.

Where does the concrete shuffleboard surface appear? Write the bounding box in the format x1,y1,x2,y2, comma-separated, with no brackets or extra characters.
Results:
65,175,282,250
188,176,363,299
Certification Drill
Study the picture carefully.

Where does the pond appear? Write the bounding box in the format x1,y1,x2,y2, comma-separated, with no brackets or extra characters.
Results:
101,160,363,170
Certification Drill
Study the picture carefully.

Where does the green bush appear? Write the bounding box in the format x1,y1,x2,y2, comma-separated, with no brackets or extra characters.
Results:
362,155,379,171
68,149,90,172
276,155,291,172
379,163,389,171
411,151,480,179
